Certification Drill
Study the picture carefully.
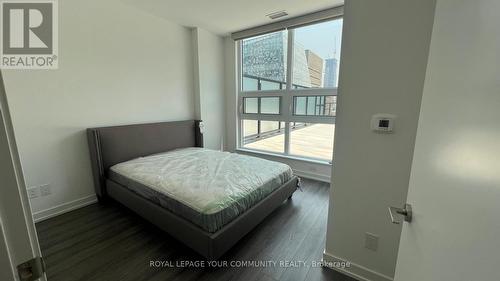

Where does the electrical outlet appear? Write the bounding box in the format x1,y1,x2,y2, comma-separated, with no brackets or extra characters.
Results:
40,184,51,197
28,187,40,199
365,232,379,251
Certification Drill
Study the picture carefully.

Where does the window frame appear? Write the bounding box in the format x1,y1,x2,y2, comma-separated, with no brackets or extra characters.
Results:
236,19,341,162
243,96,282,115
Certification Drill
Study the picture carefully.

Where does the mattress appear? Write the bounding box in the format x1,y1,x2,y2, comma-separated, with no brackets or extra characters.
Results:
109,147,294,233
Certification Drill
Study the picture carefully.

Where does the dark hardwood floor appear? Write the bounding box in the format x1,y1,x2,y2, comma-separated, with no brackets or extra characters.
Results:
36,179,354,281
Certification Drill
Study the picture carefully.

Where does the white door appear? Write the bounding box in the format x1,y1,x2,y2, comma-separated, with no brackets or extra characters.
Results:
394,1,500,280
0,70,46,281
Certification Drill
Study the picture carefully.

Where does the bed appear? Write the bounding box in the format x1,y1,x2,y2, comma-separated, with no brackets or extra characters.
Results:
87,120,299,259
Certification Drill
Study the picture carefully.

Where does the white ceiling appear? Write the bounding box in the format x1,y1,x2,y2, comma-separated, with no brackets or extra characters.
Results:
123,0,344,35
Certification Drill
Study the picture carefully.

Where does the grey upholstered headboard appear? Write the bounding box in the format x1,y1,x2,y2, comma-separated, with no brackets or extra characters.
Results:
87,120,203,199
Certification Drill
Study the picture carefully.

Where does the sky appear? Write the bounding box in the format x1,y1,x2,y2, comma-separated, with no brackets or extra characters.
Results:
294,18,343,61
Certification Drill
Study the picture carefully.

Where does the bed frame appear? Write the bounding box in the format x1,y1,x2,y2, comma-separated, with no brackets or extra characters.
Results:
87,120,299,260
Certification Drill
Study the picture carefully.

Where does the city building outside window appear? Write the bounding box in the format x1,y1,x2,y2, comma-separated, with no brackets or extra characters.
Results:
237,18,342,162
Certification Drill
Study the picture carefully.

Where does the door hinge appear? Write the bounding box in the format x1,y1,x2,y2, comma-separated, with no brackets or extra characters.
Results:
17,256,45,281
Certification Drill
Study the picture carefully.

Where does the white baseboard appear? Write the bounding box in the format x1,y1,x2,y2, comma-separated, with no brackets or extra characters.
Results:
322,251,393,281
293,169,330,183
32,194,98,223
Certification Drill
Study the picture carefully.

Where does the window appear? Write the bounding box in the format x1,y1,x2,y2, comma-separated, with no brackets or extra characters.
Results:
238,17,343,162
241,31,287,92
293,96,337,117
242,120,285,154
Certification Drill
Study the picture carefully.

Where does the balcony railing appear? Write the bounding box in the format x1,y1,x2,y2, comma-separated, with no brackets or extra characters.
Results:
242,74,336,144
242,74,310,91
244,122,309,144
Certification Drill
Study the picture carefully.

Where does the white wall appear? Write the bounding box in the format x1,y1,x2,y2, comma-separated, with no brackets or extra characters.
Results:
395,1,500,280
192,28,226,150
323,0,436,280
2,0,195,217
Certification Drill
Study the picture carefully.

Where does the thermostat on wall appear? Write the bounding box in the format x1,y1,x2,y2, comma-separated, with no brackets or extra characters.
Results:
371,114,396,133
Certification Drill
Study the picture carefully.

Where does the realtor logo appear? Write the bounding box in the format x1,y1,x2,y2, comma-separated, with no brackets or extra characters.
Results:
1,0,58,69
